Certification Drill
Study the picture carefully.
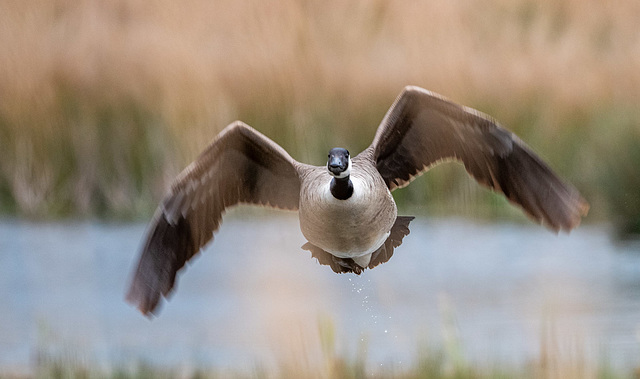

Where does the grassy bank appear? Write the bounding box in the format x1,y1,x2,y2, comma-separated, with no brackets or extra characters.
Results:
1,0,639,233
3,317,636,379
7,354,633,379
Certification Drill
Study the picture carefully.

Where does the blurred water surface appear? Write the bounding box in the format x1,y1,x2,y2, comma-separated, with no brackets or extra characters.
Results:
1,215,639,373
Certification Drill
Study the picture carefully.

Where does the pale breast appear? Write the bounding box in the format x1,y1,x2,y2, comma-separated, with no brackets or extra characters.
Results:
298,163,397,257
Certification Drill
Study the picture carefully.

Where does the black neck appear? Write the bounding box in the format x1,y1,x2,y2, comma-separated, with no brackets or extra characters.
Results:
330,176,353,200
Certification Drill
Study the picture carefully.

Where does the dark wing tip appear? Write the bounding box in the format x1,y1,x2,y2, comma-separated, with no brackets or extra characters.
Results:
125,275,163,317
553,194,590,233
493,142,589,233
125,213,195,316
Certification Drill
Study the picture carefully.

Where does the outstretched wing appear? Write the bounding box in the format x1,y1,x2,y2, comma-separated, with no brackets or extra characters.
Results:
126,121,301,315
364,86,589,231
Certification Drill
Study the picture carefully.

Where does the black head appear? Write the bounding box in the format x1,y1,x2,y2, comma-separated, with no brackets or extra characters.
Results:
327,148,351,178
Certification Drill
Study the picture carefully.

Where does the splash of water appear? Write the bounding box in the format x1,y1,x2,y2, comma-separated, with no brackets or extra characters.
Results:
347,276,402,366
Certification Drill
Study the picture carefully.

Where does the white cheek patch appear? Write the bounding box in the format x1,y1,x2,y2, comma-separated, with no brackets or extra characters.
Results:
333,157,351,179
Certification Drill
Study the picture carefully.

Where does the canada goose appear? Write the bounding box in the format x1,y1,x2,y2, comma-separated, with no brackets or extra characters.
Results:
126,85,589,315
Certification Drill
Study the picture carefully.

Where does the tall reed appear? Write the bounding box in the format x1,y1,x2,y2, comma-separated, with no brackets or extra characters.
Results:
1,0,638,229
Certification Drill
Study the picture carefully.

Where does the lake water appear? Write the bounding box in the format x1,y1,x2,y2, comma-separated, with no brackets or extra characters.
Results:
1,215,639,375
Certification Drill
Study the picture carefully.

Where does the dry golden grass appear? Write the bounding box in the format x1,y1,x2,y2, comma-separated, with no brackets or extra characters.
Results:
0,0,639,219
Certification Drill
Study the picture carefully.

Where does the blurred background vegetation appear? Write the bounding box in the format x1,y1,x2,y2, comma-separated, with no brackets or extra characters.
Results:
1,0,639,235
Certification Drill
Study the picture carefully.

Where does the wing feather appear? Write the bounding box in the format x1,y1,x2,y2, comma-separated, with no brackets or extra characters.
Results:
127,121,301,315
364,86,588,231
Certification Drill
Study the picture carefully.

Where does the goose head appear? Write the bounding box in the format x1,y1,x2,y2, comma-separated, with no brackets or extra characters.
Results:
327,148,353,200
327,148,351,179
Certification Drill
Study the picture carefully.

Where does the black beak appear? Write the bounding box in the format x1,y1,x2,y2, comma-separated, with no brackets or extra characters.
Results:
327,148,350,176
328,156,346,174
